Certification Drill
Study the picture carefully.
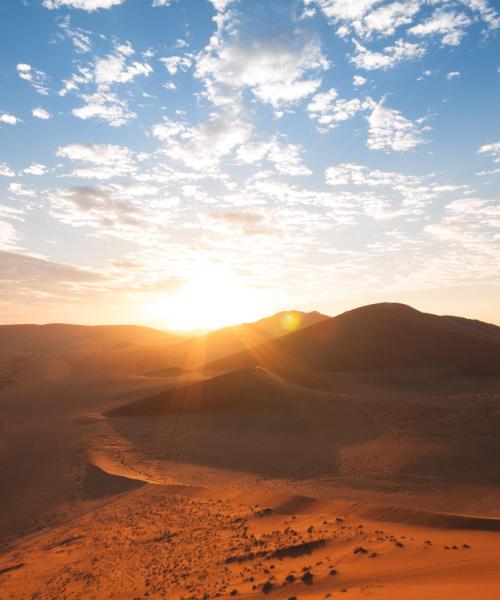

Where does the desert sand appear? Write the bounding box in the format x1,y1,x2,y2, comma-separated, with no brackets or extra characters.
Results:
1,303,500,598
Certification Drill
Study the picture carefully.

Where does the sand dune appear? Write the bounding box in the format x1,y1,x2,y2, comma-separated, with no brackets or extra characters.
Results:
2,478,500,599
1,303,500,597
207,303,500,375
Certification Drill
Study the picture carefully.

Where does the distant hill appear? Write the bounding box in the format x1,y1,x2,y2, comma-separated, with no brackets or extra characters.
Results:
165,310,330,368
206,303,500,376
0,323,179,354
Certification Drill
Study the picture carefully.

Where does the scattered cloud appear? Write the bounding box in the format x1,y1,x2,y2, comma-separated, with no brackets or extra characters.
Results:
94,49,152,87
0,113,18,125
153,114,252,171
0,164,15,177
196,35,329,109
409,10,471,46
159,55,192,75
24,163,47,176
72,91,136,126
350,39,425,70
57,16,92,53
16,63,49,95
49,183,175,241
0,223,21,251
307,88,364,132
477,141,500,163
43,0,124,10
366,100,425,151
32,107,52,119
353,74,367,87
61,40,151,126
360,1,421,37
9,182,36,197
56,143,136,179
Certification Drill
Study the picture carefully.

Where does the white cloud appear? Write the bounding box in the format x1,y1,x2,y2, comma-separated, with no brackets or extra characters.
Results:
56,143,135,179
0,222,21,251
196,37,329,108
24,163,47,176
477,141,500,163
351,39,425,70
307,88,364,132
9,183,36,197
366,101,425,151
209,0,234,12
409,10,471,46
62,40,151,126
353,74,367,87
460,0,500,30
360,1,421,37
325,163,413,186
266,139,312,176
58,66,93,97
49,183,174,241
304,0,381,23
153,114,252,171
95,51,152,87
235,137,311,176
0,164,15,177
57,16,92,53
43,0,124,9
425,197,500,254
32,107,52,120
72,91,136,126
159,55,192,75
0,113,18,125
446,71,461,80
16,63,49,95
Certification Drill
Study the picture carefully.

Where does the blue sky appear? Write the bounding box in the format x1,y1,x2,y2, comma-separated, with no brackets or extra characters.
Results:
0,0,499,329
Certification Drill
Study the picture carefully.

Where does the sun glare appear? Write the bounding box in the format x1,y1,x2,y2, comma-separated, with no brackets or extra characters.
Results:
146,267,266,331
281,311,301,332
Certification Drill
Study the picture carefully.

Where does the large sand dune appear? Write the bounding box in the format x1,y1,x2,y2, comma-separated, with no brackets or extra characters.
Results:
207,303,500,375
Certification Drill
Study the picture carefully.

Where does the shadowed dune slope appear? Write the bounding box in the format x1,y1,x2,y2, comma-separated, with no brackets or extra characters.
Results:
106,367,306,416
206,303,500,375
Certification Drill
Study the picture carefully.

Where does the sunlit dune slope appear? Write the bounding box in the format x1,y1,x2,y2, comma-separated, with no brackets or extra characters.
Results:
4,480,500,600
206,303,500,375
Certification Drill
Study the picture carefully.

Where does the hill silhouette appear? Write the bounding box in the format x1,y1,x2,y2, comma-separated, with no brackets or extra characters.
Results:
161,310,329,370
206,303,500,376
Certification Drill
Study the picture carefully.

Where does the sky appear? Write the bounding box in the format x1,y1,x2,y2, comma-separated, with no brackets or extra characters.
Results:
0,0,499,330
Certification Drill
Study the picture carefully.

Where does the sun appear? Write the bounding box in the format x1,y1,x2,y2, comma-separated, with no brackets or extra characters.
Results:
146,267,267,331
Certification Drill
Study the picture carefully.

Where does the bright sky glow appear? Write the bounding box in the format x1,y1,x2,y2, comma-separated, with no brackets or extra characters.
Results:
0,0,499,329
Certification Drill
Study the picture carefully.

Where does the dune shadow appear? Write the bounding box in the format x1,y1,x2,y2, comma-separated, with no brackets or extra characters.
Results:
104,368,500,494
82,463,144,499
